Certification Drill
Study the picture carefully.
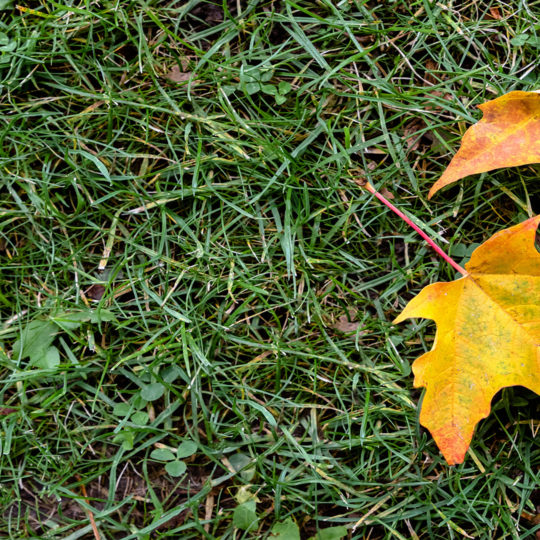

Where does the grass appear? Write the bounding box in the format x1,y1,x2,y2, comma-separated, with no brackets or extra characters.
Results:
0,0,538,538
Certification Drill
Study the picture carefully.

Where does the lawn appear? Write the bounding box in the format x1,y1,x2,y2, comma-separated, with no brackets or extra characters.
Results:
0,1,538,538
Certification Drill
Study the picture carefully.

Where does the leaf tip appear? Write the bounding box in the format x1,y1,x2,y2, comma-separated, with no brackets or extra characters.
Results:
428,167,463,199
431,429,469,466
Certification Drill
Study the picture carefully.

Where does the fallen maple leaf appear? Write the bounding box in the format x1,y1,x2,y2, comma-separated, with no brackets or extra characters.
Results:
428,90,540,198
394,215,540,465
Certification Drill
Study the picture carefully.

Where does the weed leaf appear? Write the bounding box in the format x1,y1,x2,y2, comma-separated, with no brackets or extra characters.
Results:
165,461,187,477
176,440,197,459
12,320,57,364
233,500,258,531
270,517,301,540
308,526,348,540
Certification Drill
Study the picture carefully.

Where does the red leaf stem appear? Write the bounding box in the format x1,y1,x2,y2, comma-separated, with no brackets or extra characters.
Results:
363,182,468,277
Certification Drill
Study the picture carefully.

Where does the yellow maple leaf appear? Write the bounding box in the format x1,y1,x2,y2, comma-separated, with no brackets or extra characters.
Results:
394,215,540,465
429,90,540,199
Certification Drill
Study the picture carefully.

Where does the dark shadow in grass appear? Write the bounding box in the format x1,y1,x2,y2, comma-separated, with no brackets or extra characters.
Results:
476,386,540,461
5,460,213,537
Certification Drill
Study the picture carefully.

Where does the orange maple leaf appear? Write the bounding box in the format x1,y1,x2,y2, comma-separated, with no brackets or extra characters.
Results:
428,91,540,199
394,215,540,465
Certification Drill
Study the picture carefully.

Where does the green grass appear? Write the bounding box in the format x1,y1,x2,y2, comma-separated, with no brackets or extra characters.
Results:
0,0,539,538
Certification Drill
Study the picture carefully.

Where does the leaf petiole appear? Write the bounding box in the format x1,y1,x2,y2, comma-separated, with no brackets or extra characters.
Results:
362,181,468,277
